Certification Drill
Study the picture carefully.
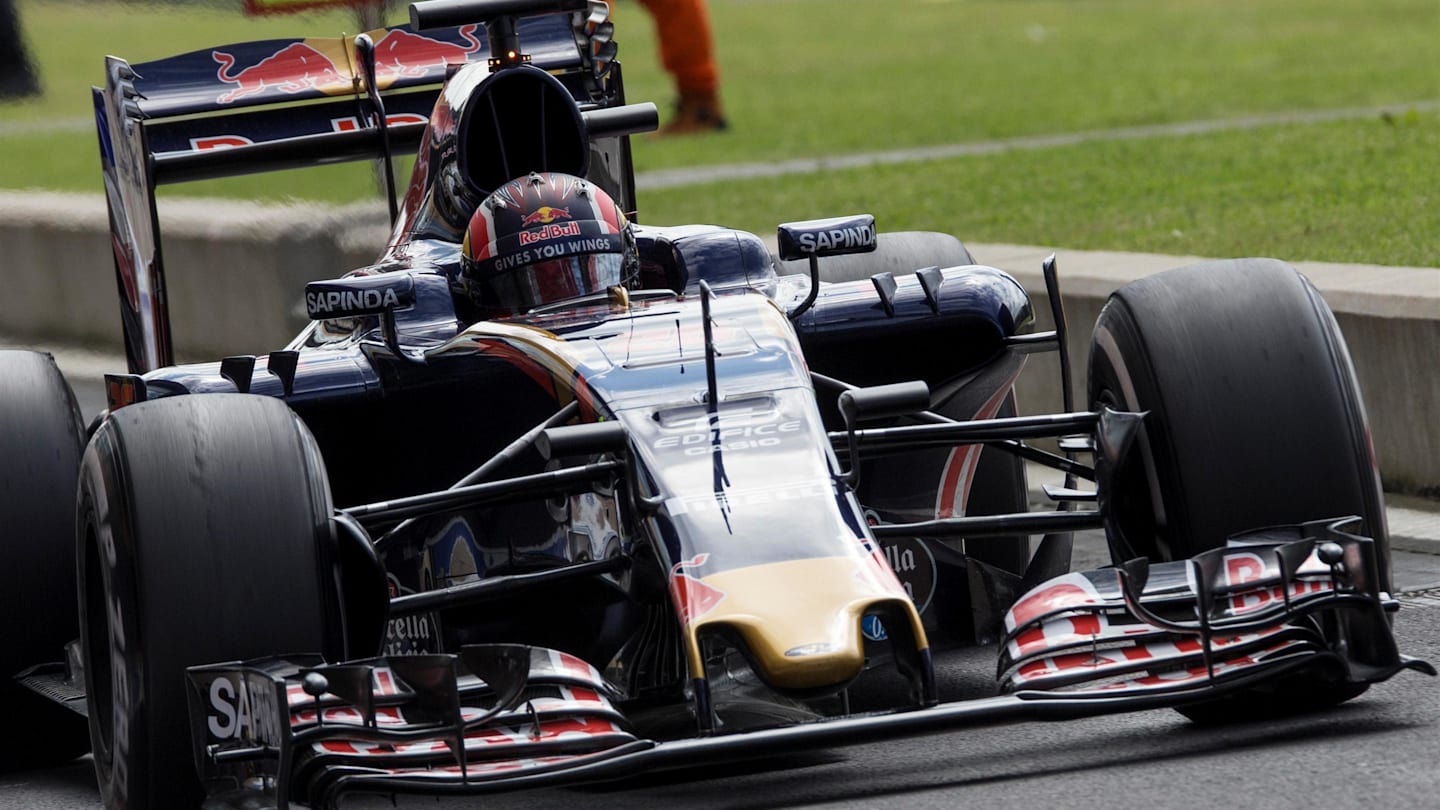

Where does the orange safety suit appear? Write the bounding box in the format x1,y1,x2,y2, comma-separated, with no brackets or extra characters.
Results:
633,0,720,96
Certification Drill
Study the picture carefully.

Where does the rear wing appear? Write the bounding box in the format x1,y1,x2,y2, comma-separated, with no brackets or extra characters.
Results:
95,0,632,373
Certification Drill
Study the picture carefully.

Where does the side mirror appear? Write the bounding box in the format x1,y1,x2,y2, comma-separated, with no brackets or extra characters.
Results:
776,214,877,261
838,380,932,424
538,421,629,460
837,380,931,487
305,274,423,364
776,215,877,321
305,274,416,321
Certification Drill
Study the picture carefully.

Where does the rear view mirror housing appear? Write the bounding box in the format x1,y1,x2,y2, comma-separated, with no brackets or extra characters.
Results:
305,274,416,321
776,214,877,261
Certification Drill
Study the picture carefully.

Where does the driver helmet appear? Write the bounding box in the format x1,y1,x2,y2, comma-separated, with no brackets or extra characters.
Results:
458,172,636,317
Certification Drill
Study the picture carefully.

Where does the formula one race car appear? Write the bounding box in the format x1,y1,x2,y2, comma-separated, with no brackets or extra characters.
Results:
1,1,1431,808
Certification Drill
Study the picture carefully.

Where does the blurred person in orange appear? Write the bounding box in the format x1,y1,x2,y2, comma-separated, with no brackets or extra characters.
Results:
634,0,727,135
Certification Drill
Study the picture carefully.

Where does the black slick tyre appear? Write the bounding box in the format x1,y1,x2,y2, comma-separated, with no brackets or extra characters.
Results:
0,350,90,769
78,394,340,809
1087,259,1386,718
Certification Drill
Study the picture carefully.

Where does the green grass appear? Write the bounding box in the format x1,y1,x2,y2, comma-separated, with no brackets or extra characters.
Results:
624,0,1440,170
1,1,412,198
1,0,1437,263
641,110,1440,267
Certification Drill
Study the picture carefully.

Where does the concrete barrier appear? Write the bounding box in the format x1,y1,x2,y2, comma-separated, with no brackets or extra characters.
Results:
0,192,390,359
987,244,1440,497
1,191,1435,493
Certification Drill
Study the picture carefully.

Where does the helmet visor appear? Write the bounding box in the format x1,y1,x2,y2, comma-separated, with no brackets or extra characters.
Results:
492,253,625,313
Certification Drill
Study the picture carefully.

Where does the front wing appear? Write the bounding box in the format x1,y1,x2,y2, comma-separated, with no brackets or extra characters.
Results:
188,518,1433,809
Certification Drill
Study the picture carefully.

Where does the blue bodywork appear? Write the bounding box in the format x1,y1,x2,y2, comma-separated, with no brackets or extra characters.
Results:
95,0,1037,724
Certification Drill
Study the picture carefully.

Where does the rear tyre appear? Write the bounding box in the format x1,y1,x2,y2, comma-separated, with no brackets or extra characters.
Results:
1086,259,1384,720
79,394,340,809
0,351,91,770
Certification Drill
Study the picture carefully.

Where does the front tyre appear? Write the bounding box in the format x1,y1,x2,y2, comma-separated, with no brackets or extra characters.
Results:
1088,259,1385,567
79,394,340,809
1086,259,1385,719
0,351,90,769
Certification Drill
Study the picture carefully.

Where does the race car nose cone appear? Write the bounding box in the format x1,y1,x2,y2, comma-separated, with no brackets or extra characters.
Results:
686,557,926,693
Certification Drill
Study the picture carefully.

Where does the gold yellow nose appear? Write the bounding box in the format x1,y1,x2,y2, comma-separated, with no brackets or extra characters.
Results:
684,556,928,693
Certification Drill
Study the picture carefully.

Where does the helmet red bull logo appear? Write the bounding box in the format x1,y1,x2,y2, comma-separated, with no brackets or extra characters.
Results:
522,206,571,227
517,221,582,246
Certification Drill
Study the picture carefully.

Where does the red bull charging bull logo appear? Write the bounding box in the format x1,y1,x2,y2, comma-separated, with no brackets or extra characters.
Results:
522,206,571,227
211,25,485,105
370,25,485,86
212,42,351,104
669,554,726,624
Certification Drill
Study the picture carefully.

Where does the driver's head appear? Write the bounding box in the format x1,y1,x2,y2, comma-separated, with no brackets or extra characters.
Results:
458,172,635,318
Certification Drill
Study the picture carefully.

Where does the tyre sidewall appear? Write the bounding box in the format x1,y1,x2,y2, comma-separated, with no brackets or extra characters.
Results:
0,350,90,769
78,396,338,809
78,429,150,809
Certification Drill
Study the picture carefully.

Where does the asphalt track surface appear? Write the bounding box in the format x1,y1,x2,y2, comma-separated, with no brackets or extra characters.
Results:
9,593,1440,809
4,376,1438,809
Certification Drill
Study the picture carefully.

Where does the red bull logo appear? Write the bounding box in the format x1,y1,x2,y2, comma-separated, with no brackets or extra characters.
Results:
369,25,485,86
212,42,352,104
521,206,571,227
518,221,582,246
669,554,726,624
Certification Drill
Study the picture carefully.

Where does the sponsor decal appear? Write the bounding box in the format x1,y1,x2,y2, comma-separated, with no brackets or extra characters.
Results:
383,574,438,656
212,42,349,104
862,615,889,642
1093,650,1286,692
518,221,582,246
368,25,484,84
543,649,608,685
330,112,428,133
1009,628,1288,688
668,554,726,624
383,614,437,656
491,236,617,273
863,509,938,614
878,536,938,613
305,287,400,317
796,223,875,253
316,718,628,757
1004,572,1103,632
93,487,133,799
665,479,831,517
190,135,255,151
207,673,283,746
522,206,572,227
653,420,802,457
1221,551,1331,615
857,510,908,598
1005,612,1174,662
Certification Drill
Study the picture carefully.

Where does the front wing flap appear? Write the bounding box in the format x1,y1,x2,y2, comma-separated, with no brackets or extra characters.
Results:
187,519,1431,809
186,646,638,809
998,516,1434,694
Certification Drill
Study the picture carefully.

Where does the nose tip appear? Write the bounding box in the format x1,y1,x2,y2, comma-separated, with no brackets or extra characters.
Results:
685,557,927,694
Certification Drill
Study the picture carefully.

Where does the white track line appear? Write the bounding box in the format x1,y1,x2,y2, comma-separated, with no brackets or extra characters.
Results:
635,101,1440,191
0,116,94,137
